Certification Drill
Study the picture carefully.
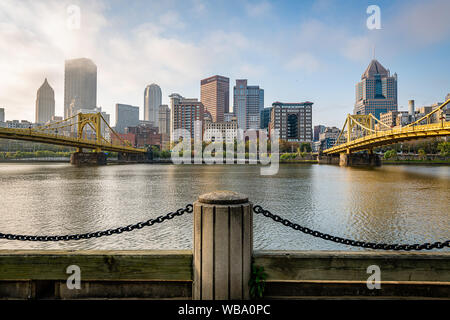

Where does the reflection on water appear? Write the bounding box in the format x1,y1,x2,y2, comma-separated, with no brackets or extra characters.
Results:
0,163,448,250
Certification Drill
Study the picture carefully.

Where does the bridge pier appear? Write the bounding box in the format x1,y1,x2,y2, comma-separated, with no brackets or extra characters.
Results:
339,153,381,167
117,148,153,163
317,154,340,165
70,152,107,165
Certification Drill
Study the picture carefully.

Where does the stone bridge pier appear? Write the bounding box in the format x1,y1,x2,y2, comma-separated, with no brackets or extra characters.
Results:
317,152,381,167
70,152,107,165
117,149,153,163
339,152,381,167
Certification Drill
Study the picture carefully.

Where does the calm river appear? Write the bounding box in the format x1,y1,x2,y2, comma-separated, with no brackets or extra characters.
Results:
0,163,448,250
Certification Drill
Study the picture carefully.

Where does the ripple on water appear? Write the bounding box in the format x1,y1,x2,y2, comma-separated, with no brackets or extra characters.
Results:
0,163,448,251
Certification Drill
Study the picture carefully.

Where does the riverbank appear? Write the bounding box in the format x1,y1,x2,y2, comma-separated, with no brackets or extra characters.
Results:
382,159,450,165
0,158,69,163
279,159,318,164
0,159,320,164
2,158,450,165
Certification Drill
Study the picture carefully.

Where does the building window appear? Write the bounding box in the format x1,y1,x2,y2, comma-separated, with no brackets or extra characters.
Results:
287,114,298,139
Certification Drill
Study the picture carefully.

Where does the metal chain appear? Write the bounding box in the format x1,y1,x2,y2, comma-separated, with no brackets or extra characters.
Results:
0,204,193,242
253,205,450,251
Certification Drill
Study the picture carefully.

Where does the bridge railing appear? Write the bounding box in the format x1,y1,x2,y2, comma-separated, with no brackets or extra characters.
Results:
325,120,449,154
0,115,147,154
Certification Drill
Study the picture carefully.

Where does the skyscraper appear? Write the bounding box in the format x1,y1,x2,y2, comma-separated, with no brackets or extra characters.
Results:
200,75,229,122
170,95,204,141
64,58,97,118
269,102,313,142
35,78,55,124
260,107,272,129
144,84,162,126
313,125,326,141
158,104,170,149
354,59,397,119
158,105,170,136
115,104,140,133
233,79,264,130
0,108,5,123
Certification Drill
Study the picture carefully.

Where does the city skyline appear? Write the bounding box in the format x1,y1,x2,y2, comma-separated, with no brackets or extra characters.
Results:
0,0,449,127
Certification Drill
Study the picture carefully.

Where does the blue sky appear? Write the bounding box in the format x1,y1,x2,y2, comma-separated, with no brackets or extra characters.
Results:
0,0,449,127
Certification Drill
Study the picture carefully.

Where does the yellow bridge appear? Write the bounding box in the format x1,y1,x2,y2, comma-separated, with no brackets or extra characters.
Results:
0,112,146,155
323,99,450,155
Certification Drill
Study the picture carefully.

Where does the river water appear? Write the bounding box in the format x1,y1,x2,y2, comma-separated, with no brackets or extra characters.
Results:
0,163,448,251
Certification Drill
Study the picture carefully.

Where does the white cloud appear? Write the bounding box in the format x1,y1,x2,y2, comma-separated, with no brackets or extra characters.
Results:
1,0,448,124
340,36,373,63
284,53,321,73
388,0,450,47
159,10,185,30
245,1,271,18
0,0,255,123
190,0,207,15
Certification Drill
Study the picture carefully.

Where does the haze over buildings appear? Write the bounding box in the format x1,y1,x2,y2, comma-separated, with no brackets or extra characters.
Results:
64,58,97,119
35,78,55,124
0,1,448,126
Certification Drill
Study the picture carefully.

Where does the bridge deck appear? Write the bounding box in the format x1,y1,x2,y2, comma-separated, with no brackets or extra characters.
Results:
0,127,146,154
324,121,450,154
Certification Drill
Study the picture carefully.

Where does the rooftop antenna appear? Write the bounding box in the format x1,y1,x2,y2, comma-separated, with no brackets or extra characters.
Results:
372,45,375,60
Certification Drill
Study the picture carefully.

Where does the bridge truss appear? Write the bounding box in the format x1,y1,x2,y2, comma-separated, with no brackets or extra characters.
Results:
0,112,146,154
324,99,450,155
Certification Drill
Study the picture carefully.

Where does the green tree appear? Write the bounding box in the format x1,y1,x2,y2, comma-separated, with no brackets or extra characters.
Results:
160,150,171,158
383,149,397,160
437,142,450,157
299,142,312,153
418,148,426,160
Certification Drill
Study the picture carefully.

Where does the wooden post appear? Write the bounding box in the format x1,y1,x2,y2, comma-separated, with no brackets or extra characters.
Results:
193,191,253,300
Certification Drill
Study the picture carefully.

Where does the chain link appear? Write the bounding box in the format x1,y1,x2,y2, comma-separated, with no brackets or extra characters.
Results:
0,204,193,242
2,203,448,250
253,205,450,251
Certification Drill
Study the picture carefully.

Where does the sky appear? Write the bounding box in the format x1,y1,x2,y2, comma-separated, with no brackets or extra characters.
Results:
0,0,449,127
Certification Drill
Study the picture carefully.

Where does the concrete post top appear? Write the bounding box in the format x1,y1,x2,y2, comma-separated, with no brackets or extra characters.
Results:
198,190,249,205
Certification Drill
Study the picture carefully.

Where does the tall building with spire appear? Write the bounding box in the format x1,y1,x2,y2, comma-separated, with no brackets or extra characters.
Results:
35,78,55,124
144,84,162,127
64,58,97,118
354,59,397,119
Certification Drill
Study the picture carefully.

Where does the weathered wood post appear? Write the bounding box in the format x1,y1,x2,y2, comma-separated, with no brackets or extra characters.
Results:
193,191,253,300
